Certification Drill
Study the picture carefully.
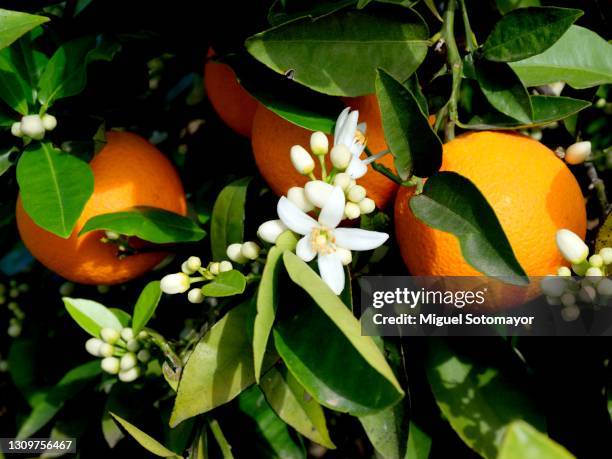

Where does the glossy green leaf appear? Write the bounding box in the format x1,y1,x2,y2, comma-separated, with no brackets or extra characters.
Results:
268,0,355,26
254,231,298,382
466,95,590,129
375,69,441,180
423,0,442,21
200,270,246,297
0,47,31,114
409,172,527,284
132,281,162,334
283,251,403,394
110,413,179,458
109,308,131,327
239,386,305,459
482,7,582,62
7,338,38,405
246,6,429,96
170,301,274,427
498,421,575,459
475,60,532,124
261,366,334,448
510,26,612,89
0,150,13,177
495,0,540,14
359,403,409,459
0,9,49,51
16,142,94,238
426,340,545,459
406,422,432,459
17,361,101,439
38,36,120,106
208,419,235,459
79,207,205,243
63,297,123,337
101,385,128,448
211,177,251,261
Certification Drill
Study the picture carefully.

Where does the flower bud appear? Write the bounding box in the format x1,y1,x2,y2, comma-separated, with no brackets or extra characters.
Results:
59,282,75,296
556,229,588,264
0,360,8,372
585,267,603,278
118,367,141,382
540,276,566,298
589,254,604,268
561,305,580,322
336,247,352,266
548,82,565,97
11,122,23,138
565,141,591,165
100,327,120,344
105,230,120,240
596,278,612,297
7,323,21,337
186,256,201,272
557,266,572,277
120,327,135,341
101,357,120,374
344,202,361,220
99,343,115,358
219,260,233,272
160,273,191,294
578,285,597,304
257,220,287,244
330,144,352,170
137,349,151,363
287,187,314,212
126,339,141,352
20,115,45,140
310,131,329,156
41,114,57,131
227,243,248,263
347,185,366,203
358,198,376,215
333,172,352,190
241,241,261,260
120,352,138,371
137,330,148,340
599,247,612,265
560,292,576,307
181,261,195,274
85,338,104,357
290,145,315,175
188,288,205,304
304,180,334,208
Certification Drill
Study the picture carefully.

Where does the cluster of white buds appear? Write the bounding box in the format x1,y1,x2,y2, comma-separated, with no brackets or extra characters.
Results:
85,327,151,382
226,241,261,264
562,141,591,165
11,114,57,140
160,255,235,303
539,229,612,320
1,280,28,338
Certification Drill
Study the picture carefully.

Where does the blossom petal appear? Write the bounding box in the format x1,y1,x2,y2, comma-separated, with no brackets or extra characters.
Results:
277,196,317,235
318,253,345,295
350,141,365,158
334,107,350,142
296,235,316,262
338,110,359,147
334,228,389,251
318,186,345,229
346,156,368,179
357,121,367,134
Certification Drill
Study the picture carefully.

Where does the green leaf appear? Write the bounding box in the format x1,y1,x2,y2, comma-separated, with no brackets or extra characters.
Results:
283,251,402,394
495,0,540,14
17,361,101,439
510,26,612,89
132,280,162,334
466,95,590,129
409,172,527,284
261,366,335,448
0,47,31,114
406,422,432,459
110,413,179,458
475,60,532,124
498,421,575,459
79,207,205,244
0,9,49,51
482,7,582,62
254,231,298,382
423,0,442,21
7,338,38,404
38,36,120,107
238,386,304,459
425,339,545,459
267,0,355,26
211,177,251,261
246,6,429,96
16,142,94,238
359,404,409,459
109,308,131,327
208,419,235,459
170,301,274,427
0,150,14,177
63,297,123,337
200,270,246,297
375,69,441,180
595,213,612,252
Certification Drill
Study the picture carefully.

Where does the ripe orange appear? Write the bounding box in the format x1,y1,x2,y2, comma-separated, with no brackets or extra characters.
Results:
204,48,258,137
395,131,586,280
251,94,398,208
16,131,187,285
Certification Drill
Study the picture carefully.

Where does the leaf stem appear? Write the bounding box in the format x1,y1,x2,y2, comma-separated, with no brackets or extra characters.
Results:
146,328,183,372
442,0,462,141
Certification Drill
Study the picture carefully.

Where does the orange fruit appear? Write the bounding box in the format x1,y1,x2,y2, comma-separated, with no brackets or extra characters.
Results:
16,131,187,285
204,48,258,137
395,131,586,278
251,94,398,208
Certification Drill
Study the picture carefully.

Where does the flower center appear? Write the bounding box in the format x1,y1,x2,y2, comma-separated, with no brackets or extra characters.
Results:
354,129,367,148
310,226,336,255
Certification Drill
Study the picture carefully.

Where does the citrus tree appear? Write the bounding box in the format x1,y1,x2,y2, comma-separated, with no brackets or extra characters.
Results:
0,1,611,458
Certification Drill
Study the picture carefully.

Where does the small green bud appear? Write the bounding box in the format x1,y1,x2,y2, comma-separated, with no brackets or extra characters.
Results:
589,254,604,268
99,343,115,358
557,266,572,277
137,349,151,363
219,260,233,272
100,328,120,344
120,327,134,341
126,339,141,352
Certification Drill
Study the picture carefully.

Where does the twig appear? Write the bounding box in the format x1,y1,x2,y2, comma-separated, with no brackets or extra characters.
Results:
442,0,462,141
585,162,611,215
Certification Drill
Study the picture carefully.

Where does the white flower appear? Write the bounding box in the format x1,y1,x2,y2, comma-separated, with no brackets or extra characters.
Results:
277,186,388,294
160,273,191,294
120,353,138,371
85,338,104,357
257,219,287,244
347,185,366,203
358,198,375,215
119,367,141,382
304,180,333,208
330,144,352,170
334,108,368,179
556,229,588,264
